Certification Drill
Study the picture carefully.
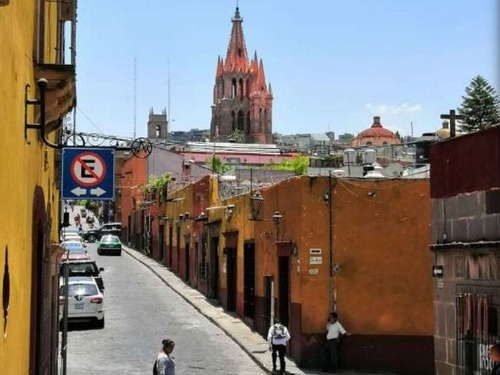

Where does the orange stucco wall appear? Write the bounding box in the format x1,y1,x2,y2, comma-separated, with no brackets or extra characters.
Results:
333,178,433,336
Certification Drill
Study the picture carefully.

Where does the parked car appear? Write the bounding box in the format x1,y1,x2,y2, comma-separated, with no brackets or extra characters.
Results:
60,242,90,262
59,276,104,328
82,222,122,243
60,260,105,292
97,235,122,256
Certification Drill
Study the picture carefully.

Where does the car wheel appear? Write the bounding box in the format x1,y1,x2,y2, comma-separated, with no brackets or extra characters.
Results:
95,316,105,329
117,250,122,256
97,249,101,255
88,234,96,243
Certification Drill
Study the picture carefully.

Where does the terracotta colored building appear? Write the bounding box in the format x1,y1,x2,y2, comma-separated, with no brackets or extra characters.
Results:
430,127,500,375
210,7,273,144
125,174,434,374
351,116,401,147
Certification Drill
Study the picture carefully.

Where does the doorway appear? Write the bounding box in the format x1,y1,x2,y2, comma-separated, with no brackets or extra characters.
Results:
158,223,164,262
176,226,181,273
127,215,132,245
226,247,237,311
29,188,53,374
209,237,219,300
168,223,173,267
185,240,190,283
263,275,274,336
278,256,290,327
244,242,255,319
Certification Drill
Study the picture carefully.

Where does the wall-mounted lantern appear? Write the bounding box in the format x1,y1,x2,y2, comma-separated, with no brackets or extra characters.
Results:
225,204,235,220
272,210,282,224
250,191,264,221
194,212,209,223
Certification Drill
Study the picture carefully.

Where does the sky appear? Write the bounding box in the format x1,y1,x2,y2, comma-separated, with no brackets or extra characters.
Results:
75,0,498,139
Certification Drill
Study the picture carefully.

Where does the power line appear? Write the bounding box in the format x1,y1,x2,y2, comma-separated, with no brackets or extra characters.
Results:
134,56,137,139
76,107,104,134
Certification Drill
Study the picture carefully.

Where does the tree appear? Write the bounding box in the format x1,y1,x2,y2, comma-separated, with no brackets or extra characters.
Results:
206,155,231,174
267,156,309,175
458,75,500,132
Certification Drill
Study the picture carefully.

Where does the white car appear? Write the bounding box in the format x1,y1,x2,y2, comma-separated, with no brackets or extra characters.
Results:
59,276,105,328
63,233,83,241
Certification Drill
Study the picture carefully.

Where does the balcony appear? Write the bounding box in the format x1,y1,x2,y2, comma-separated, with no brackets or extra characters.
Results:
34,64,76,132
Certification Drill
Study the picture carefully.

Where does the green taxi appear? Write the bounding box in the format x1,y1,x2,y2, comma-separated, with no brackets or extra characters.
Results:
97,235,122,256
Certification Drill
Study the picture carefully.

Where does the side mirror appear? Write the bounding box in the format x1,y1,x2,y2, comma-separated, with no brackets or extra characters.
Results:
99,267,104,272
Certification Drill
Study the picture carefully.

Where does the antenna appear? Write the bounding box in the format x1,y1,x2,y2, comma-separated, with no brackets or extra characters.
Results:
167,55,171,133
134,56,137,139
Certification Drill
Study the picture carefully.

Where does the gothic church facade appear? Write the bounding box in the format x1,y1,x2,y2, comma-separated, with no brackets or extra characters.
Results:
210,7,273,144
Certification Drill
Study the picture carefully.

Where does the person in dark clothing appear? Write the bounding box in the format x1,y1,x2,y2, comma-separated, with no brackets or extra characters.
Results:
489,343,500,375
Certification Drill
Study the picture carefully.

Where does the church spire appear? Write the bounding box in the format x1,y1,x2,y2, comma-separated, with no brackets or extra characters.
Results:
225,7,248,71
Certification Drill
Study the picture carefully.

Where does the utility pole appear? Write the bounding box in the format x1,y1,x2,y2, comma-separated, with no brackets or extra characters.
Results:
134,56,137,139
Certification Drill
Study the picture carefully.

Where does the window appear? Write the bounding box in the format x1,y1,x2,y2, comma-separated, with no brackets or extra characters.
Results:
231,78,237,99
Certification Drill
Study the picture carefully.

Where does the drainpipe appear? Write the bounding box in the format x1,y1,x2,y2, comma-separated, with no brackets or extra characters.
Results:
328,172,334,312
270,278,275,328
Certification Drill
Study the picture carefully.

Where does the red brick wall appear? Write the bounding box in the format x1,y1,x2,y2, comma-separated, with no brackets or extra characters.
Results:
430,127,500,198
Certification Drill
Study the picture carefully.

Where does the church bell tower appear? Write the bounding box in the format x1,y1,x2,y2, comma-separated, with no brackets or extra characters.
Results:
210,7,273,144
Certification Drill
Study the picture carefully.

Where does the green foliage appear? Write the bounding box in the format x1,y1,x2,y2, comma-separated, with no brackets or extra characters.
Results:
144,173,171,203
206,155,231,174
266,155,309,175
228,128,245,143
458,75,500,132
320,154,343,168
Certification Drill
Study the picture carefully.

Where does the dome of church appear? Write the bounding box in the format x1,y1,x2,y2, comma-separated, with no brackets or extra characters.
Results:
351,116,401,147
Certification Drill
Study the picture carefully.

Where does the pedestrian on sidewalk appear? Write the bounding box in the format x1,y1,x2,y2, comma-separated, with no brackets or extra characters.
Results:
267,319,291,374
154,339,176,375
322,312,347,373
489,343,500,375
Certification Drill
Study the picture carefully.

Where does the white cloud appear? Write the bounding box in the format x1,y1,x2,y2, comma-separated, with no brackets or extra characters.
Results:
364,103,423,114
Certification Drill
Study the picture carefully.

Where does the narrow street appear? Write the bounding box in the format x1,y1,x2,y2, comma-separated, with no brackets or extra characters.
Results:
65,239,266,375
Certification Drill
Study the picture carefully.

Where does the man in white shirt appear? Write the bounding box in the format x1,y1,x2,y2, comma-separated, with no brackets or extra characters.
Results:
267,319,291,374
322,312,347,373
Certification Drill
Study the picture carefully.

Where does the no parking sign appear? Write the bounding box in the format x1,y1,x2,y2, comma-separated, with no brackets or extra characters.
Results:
62,148,115,200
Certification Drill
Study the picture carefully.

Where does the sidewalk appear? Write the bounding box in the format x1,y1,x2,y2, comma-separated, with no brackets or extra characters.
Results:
123,245,390,375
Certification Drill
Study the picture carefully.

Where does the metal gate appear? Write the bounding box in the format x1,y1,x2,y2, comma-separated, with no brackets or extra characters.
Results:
456,293,498,375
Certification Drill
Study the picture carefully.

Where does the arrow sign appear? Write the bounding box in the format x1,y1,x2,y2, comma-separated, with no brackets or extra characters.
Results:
90,187,106,197
71,187,87,196
432,266,444,278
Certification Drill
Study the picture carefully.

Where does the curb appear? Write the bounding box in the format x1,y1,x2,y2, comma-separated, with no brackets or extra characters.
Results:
122,245,274,375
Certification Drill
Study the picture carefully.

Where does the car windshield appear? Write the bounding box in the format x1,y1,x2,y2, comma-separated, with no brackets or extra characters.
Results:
101,236,120,243
61,283,98,297
63,244,85,253
61,263,98,275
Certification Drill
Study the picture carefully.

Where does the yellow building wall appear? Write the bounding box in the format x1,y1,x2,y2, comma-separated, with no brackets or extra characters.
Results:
0,1,62,373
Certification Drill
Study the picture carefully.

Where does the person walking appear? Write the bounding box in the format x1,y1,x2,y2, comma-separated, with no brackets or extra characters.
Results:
322,312,347,373
489,343,500,375
154,339,176,375
267,319,291,374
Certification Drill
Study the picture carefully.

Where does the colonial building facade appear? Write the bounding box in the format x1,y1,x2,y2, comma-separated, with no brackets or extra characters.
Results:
210,7,273,144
